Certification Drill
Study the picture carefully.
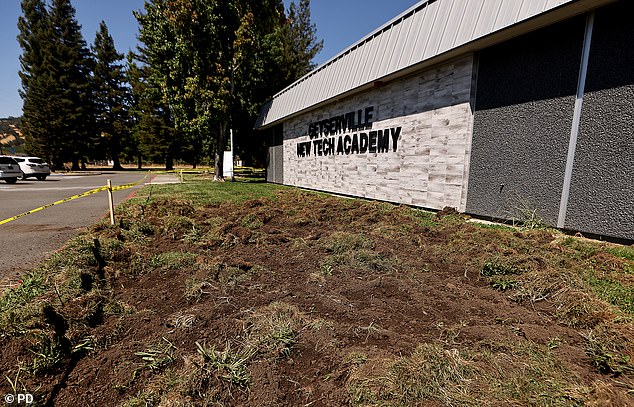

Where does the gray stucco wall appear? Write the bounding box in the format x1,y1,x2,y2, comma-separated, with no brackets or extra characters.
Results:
564,1,634,240
467,16,586,225
279,56,475,211
266,125,284,184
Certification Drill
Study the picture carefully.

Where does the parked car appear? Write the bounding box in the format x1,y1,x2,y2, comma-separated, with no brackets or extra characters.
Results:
11,156,51,181
0,156,23,184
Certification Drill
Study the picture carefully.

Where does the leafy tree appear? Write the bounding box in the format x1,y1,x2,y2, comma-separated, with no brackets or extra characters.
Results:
134,0,323,174
232,0,322,167
135,0,289,179
92,21,129,170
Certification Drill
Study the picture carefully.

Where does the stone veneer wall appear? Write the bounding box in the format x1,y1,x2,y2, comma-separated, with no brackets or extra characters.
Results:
280,56,475,212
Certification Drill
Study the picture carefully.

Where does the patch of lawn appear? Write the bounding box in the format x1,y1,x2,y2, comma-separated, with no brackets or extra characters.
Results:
128,177,287,206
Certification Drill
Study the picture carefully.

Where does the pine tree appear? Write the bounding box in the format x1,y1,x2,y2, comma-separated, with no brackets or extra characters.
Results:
92,21,129,170
48,0,94,170
126,53,176,169
280,0,323,86
18,0,54,162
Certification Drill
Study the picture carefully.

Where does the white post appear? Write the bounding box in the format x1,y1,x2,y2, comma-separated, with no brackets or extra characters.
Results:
107,179,115,226
230,128,235,182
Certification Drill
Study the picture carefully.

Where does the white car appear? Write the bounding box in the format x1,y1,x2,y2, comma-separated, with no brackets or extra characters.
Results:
0,156,23,184
12,156,50,181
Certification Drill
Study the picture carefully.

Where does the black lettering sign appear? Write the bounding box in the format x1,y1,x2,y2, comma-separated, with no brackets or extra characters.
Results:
351,133,360,154
336,136,344,155
368,131,377,153
300,107,401,158
391,127,401,152
360,133,369,154
377,130,389,153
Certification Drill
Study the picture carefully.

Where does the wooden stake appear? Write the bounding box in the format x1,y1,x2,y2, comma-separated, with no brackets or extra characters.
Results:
107,179,115,225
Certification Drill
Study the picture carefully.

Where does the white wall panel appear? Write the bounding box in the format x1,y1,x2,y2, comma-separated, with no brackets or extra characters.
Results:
398,10,423,67
424,0,454,58
493,0,524,31
257,0,584,128
455,0,487,45
518,0,549,20
472,0,504,38
369,29,390,79
439,0,468,52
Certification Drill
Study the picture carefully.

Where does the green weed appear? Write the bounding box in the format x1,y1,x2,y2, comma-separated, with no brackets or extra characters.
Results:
135,337,176,371
491,278,520,291
581,328,634,375
195,341,255,388
28,335,65,376
0,270,46,314
480,259,520,277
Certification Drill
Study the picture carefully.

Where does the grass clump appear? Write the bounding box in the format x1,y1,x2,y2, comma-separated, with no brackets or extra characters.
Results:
320,232,399,275
184,276,215,303
246,302,325,360
148,252,197,271
195,341,255,388
348,341,588,406
581,327,634,376
324,232,374,255
586,274,634,316
135,337,177,372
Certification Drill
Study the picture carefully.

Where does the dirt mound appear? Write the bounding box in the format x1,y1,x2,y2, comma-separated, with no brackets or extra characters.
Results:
1,187,632,406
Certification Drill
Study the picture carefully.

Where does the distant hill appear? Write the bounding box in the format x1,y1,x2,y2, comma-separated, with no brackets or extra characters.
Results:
0,117,25,154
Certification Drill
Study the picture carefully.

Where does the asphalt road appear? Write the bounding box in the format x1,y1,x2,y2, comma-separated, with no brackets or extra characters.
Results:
0,171,155,281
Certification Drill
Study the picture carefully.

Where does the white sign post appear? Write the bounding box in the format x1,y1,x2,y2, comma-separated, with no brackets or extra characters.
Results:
224,128,235,180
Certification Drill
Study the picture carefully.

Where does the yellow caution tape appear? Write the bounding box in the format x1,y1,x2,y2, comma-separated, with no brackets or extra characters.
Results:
0,173,150,226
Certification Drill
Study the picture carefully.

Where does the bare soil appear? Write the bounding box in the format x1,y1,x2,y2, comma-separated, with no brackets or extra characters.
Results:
1,186,633,406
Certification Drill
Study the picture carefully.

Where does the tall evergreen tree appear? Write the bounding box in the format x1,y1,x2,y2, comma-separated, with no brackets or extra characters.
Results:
47,0,94,170
18,0,54,162
279,0,323,86
92,21,129,170
126,53,176,169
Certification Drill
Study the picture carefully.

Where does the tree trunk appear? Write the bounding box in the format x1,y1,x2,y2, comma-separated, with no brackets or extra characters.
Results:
165,155,174,171
137,154,142,170
71,159,80,171
214,122,227,182
112,143,124,170
112,154,123,171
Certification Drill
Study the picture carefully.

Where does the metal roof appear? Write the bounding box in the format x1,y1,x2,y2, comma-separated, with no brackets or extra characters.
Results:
256,0,613,129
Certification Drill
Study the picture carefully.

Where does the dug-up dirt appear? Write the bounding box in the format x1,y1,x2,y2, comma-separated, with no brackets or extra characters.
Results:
1,187,633,406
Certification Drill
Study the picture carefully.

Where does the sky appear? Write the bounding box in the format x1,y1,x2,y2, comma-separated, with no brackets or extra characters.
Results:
0,0,419,118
